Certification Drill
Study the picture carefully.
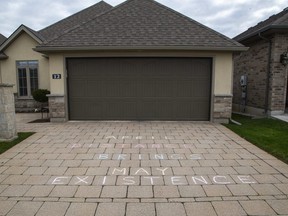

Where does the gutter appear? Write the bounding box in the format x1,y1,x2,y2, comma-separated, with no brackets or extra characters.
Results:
33,45,249,53
235,25,288,42
0,53,8,60
258,32,272,114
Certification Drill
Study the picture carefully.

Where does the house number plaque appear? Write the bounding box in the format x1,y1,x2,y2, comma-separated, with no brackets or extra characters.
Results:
52,74,62,79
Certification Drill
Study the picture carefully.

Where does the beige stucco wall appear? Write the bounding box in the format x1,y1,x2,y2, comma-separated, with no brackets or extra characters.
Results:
47,51,233,96
214,52,233,95
0,32,49,93
49,54,64,94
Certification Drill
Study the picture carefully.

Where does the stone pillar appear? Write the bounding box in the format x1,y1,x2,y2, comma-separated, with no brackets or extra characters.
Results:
0,84,17,141
213,94,232,123
47,94,66,122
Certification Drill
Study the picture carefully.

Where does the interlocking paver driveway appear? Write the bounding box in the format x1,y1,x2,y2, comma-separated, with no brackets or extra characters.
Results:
0,114,288,215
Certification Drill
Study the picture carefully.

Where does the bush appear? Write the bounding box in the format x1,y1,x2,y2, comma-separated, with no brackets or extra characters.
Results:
32,89,50,103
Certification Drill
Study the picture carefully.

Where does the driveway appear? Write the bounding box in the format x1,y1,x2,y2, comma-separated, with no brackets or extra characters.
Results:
0,114,287,215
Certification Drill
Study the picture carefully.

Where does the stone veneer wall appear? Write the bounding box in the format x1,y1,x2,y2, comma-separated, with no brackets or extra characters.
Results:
47,94,231,123
14,96,42,112
213,95,232,123
0,84,17,141
48,94,66,122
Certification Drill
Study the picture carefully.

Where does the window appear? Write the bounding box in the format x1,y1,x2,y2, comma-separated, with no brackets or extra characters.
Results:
16,61,38,97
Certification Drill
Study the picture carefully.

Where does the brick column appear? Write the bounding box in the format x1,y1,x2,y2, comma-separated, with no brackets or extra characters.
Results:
213,95,232,123
47,94,66,122
0,84,17,141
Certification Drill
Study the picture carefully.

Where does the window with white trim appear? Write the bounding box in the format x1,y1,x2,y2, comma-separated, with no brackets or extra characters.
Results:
16,61,38,97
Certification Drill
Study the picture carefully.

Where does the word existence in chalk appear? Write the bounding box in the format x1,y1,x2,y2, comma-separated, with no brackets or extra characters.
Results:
51,175,256,186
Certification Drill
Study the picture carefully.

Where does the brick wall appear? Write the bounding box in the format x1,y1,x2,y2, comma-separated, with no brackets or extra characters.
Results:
233,33,288,114
269,33,288,113
233,39,270,110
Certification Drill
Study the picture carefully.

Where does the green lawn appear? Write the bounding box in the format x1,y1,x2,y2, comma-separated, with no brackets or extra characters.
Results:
224,114,288,164
0,132,34,154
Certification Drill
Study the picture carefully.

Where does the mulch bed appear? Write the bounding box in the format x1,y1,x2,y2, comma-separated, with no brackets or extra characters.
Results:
28,118,50,123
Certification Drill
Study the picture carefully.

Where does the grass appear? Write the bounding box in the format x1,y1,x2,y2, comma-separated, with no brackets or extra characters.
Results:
0,132,34,154
224,114,288,164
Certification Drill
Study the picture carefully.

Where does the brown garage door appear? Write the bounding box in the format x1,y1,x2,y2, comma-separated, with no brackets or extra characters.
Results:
67,57,212,121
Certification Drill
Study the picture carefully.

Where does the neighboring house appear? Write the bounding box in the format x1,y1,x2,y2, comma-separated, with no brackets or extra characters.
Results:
233,8,288,116
0,0,246,123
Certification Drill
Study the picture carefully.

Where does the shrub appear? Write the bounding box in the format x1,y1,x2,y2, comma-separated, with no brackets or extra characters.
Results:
32,89,50,103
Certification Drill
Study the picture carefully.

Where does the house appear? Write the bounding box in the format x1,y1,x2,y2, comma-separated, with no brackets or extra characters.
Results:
0,0,246,123
233,8,288,116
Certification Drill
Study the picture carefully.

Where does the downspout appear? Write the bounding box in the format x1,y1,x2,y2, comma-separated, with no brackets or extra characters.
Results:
258,32,272,115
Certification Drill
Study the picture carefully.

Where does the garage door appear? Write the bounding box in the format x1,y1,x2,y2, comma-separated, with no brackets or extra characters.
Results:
67,57,212,121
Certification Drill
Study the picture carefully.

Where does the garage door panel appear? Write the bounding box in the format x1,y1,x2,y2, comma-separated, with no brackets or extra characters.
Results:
104,79,138,97
67,57,211,121
176,79,196,97
173,101,209,120
86,80,103,97
69,101,104,120
138,100,175,119
174,102,194,119
194,102,210,120
193,78,211,97
140,79,175,97
69,79,87,97
104,101,138,119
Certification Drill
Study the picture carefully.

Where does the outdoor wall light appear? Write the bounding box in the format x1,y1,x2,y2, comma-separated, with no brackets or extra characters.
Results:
280,50,288,66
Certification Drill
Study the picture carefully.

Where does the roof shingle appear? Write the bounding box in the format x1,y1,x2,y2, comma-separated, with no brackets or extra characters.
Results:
38,1,113,42
234,7,288,42
37,0,245,51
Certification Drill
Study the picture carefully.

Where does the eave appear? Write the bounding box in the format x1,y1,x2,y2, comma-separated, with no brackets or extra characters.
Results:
235,25,288,44
34,45,248,53
0,25,43,52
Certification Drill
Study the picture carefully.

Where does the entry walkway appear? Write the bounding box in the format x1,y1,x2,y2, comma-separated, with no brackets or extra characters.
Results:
273,113,288,123
0,114,287,215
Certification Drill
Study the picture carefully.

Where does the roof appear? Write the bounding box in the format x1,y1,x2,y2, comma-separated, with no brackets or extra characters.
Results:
0,34,6,45
0,33,8,59
36,0,246,52
0,25,43,52
234,7,288,42
38,1,113,42
0,1,113,54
